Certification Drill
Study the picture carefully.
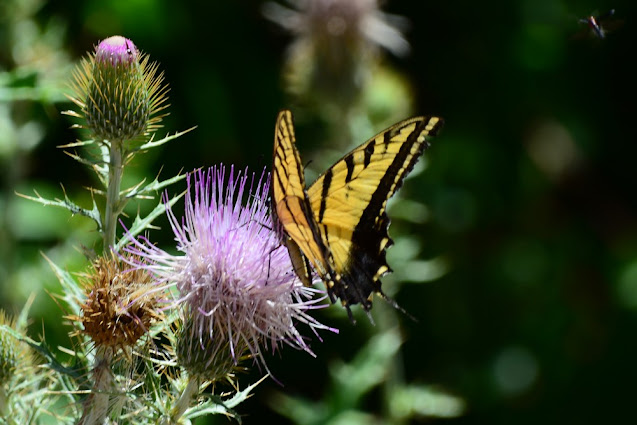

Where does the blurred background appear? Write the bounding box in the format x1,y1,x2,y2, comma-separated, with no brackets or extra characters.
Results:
2,0,637,423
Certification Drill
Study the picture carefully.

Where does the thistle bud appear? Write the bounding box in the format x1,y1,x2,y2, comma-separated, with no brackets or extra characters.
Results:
0,311,19,384
176,315,246,383
0,311,38,413
67,35,168,143
87,36,147,141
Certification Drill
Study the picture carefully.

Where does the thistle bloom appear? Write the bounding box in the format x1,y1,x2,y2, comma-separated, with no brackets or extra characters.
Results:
264,0,409,102
127,165,334,379
265,0,409,57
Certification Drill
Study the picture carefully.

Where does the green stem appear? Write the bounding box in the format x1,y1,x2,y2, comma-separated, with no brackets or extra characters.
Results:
104,139,124,252
0,386,7,416
167,375,200,424
377,303,406,424
77,348,113,425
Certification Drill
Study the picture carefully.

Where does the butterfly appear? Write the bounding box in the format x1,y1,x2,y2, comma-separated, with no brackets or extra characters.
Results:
271,109,443,319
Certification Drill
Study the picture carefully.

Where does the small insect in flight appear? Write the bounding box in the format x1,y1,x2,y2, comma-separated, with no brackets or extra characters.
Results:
577,9,622,39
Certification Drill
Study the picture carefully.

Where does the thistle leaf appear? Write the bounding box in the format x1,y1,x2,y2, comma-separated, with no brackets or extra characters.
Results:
184,375,268,422
17,188,102,231
114,191,185,251
42,254,85,317
134,127,196,152
124,172,187,200
57,138,95,148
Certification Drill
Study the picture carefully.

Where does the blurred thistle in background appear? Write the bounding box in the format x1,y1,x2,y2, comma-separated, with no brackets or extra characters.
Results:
264,0,414,149
264,0,449,324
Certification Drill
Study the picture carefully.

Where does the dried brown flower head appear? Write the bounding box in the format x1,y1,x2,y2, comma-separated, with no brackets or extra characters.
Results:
75,254,163,352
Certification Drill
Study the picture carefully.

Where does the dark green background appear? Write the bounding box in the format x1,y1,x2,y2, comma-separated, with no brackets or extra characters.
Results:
2,0,637,423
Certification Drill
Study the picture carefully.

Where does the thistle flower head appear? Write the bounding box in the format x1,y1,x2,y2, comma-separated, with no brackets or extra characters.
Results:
264,0,409,102
75,254,163,354
66,35,168,143
266,0,409,55
127,165,334,380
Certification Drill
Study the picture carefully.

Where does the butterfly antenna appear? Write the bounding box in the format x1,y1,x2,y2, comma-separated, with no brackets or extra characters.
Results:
363,308,375,326
378,291,418,323
264,243,284,285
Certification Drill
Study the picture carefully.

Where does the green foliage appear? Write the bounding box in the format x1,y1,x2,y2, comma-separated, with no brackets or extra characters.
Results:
269,329,464,424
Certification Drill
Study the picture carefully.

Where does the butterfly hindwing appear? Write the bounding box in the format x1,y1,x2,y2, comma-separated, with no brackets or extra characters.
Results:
272,109,443,317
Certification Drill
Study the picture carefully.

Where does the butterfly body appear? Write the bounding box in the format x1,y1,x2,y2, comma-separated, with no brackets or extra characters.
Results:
272,110,443,317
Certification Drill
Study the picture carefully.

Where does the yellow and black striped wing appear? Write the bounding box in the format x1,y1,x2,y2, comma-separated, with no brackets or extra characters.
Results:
306,116,444,310
271,110,333,285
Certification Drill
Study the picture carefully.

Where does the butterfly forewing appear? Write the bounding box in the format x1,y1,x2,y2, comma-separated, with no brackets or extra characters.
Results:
306,116,444,306
272,110,331,280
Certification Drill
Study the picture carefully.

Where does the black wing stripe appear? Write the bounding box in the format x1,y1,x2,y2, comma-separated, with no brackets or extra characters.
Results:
318,168,332,223
352,119,433,242
345,155,355,183
363,141,374,168
383,126,392,150
273,149,290,191
279,113,308,189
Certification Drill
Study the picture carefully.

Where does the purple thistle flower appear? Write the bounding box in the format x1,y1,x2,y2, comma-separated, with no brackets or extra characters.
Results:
95,36,139,66
127,165,335,377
